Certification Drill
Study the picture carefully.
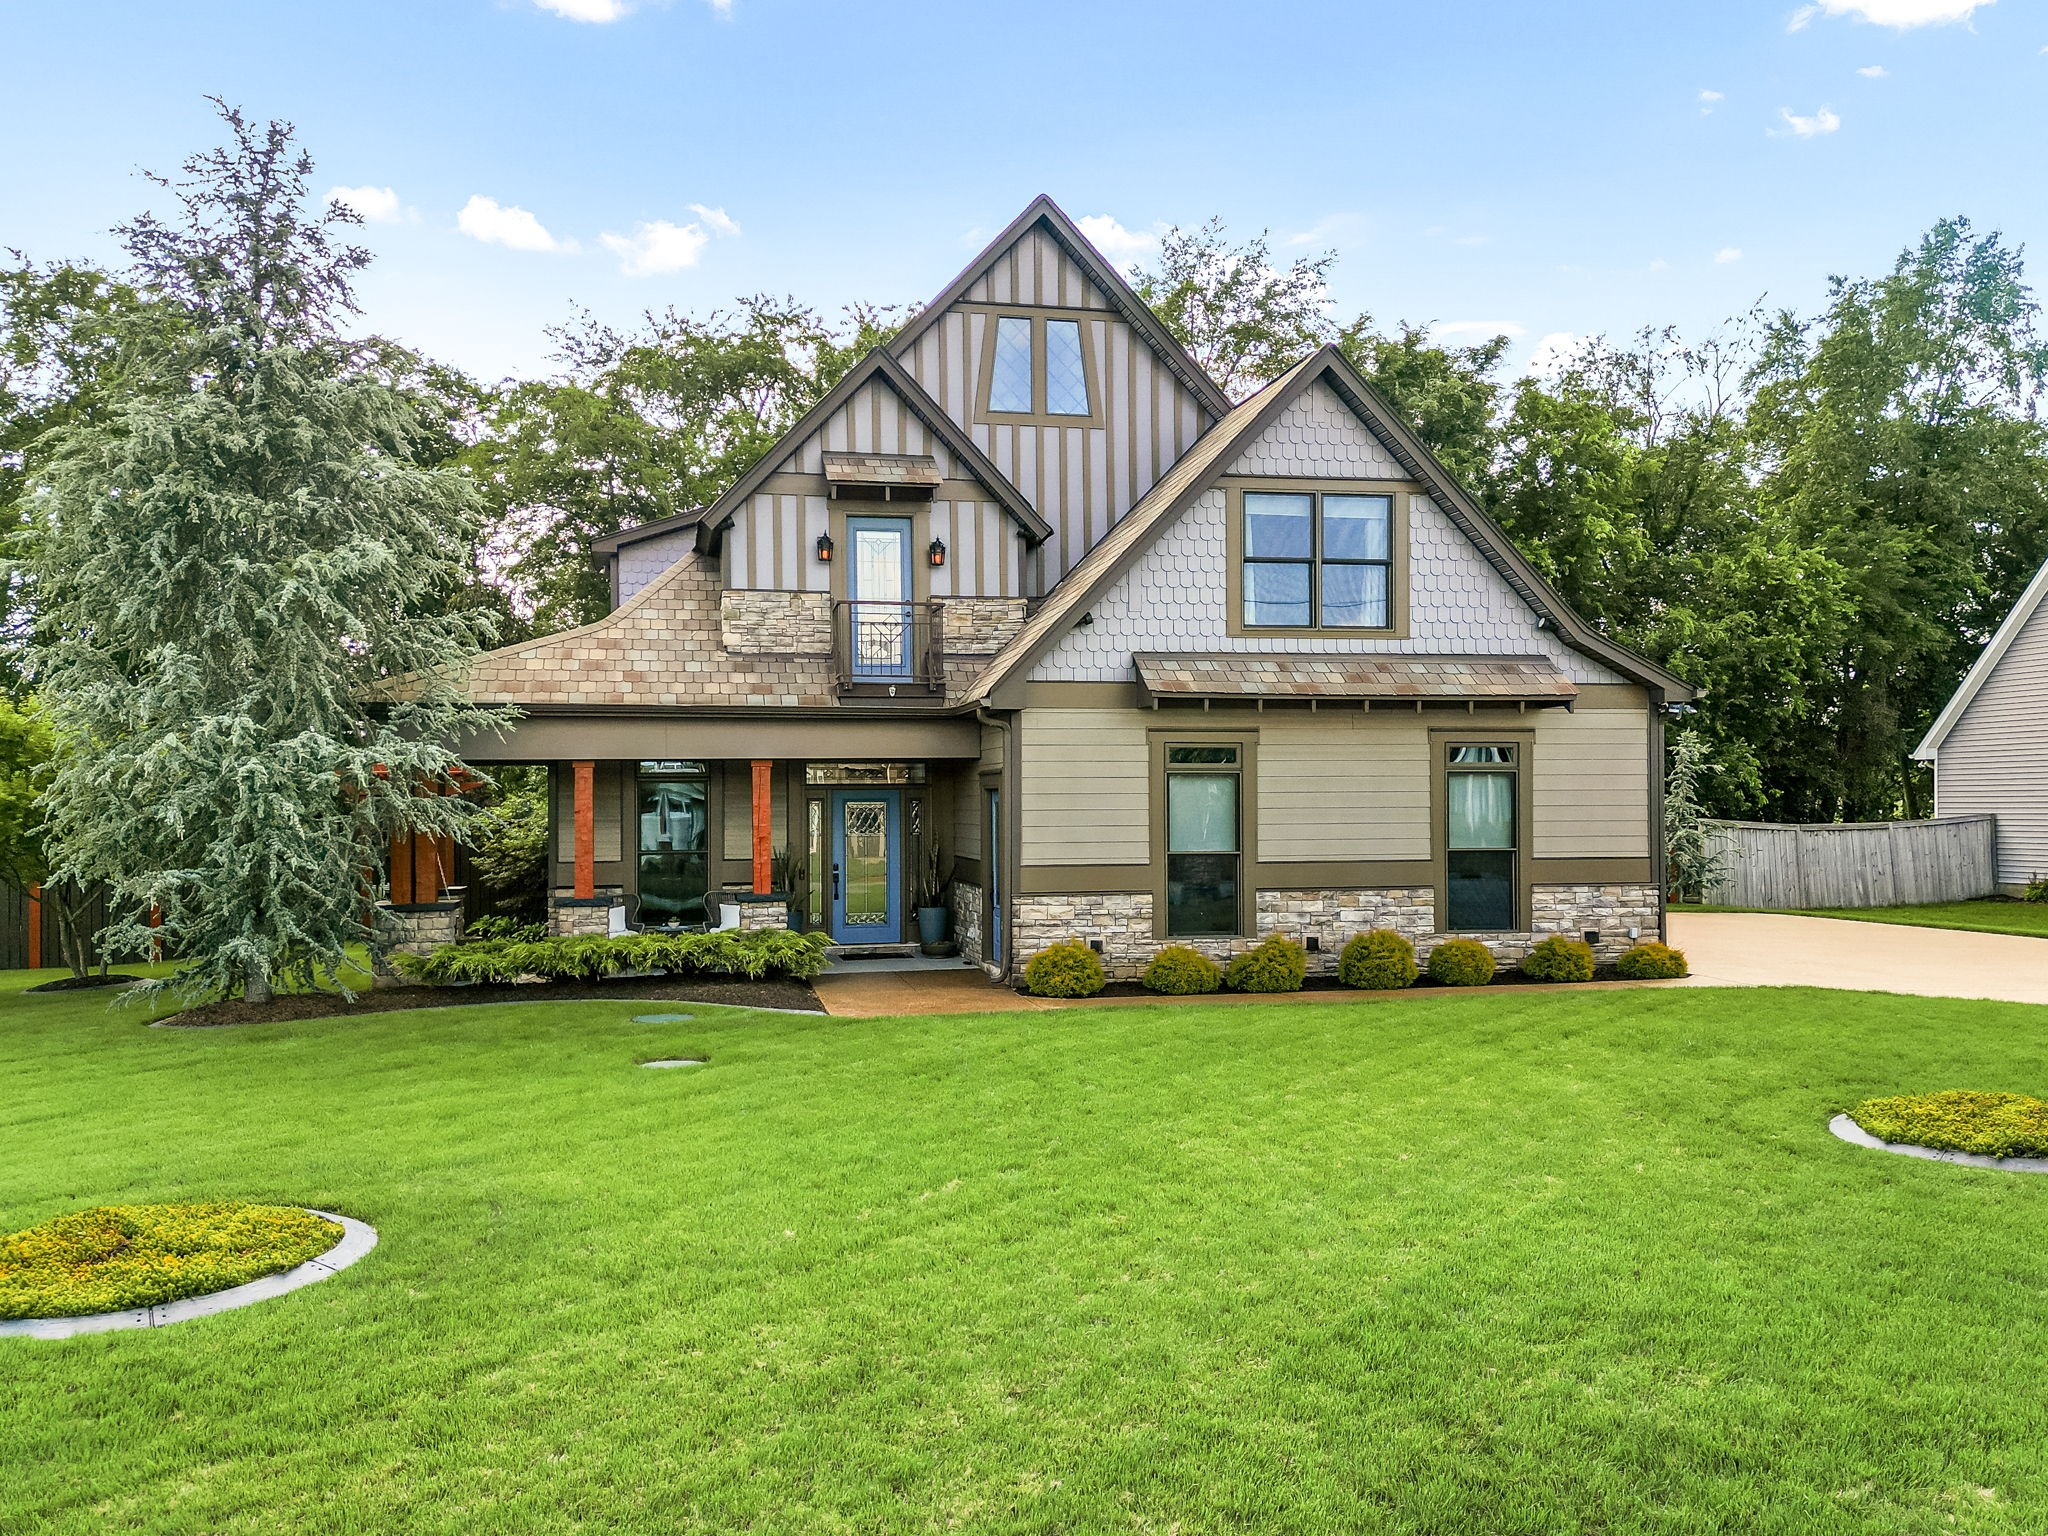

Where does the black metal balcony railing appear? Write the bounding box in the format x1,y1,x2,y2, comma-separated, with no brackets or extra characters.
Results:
832,600,945,693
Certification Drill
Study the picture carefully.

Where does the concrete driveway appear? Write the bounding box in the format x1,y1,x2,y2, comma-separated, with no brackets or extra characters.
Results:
1668,911,2048,1007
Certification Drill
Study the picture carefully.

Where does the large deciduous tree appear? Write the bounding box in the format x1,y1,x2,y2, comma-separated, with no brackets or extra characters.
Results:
1130,219,1336,399
26,102,507,1004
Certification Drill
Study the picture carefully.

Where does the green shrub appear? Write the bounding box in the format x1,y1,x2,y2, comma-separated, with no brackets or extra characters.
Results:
1224,935,1307,994
1142,944,1222,995
1427,938,1495,987
1520,935,1596,983
1614,940,1688,980
465,916,544,944
391,927,832,986
1022,939,1106,998
2024,874,2048,904
1851,1089,2048,1158
1338,929,1416,990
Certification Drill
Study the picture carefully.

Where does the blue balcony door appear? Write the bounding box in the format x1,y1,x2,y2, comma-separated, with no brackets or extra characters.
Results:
830,789,902,943
847,516,912,680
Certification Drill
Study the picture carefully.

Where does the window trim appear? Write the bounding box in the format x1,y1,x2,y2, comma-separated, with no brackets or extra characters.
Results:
1223,479,1411,639
1430,728,1534,933
971,308,1108,429
1148,729,1258,940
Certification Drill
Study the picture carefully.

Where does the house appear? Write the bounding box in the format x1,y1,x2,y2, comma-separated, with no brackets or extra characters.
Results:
1913,556,2048,895
390,196,1695,977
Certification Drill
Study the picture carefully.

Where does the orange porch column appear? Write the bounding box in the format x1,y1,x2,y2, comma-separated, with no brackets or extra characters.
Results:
572,761,596,899
751,760,774,894
26,883,40,970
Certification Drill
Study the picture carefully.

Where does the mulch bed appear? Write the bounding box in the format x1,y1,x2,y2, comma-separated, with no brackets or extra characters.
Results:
157,974,822,1028
1040,965,1646,1001
25,974,149,993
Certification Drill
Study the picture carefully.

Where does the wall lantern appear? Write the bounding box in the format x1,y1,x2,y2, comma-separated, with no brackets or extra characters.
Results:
815,532,834,563
927,538,947,568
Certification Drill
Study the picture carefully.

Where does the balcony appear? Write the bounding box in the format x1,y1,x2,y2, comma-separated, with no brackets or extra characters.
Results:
832,600,945,695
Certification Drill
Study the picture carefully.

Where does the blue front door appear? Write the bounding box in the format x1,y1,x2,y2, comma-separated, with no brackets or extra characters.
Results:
846,516,913,681
830,789,902,943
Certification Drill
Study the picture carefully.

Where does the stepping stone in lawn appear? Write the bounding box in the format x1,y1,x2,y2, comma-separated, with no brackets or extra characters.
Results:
640,1058,707,1069
633,1013,695,1024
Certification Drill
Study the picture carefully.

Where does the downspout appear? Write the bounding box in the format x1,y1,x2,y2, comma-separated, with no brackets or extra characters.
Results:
1649,691,1668,942
976,702,1017,981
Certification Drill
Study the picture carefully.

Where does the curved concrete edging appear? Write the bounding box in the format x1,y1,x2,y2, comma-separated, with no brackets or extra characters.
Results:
1828,1114,2048,1174
0,1210,377,1340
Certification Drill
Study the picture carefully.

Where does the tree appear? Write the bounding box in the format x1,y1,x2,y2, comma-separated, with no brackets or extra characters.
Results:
1663,727,1727,903
1130,219,1336,399
1338,316,1510,487
26,101,508,1004
0,694,103,977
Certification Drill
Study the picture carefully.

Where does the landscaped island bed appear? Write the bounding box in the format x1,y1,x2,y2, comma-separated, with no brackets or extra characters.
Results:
7,973,2048,1531
1851,1089,2048,1158
0,1203,340,1320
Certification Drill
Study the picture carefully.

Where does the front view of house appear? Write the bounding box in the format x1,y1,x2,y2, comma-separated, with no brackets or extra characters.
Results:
396,197,1692,977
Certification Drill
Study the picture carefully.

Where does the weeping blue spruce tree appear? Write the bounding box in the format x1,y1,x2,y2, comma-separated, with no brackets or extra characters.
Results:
29,103,506,1003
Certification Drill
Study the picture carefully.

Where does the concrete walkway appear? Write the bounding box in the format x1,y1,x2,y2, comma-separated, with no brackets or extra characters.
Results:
1667,911,2048,1007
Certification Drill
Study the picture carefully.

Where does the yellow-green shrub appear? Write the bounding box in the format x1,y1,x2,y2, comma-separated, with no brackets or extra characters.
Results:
1427,938,1496,987
1520,935,1596,983
1022,939,1106,998
1615,940,1688,980
1338,929,1417,990
1224,935,1307,994
1851,1090,2048,1158
0,1203,341,1321
1142,944,1222,995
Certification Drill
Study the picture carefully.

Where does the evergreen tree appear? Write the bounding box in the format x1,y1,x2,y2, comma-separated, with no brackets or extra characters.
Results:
26,101,508,1004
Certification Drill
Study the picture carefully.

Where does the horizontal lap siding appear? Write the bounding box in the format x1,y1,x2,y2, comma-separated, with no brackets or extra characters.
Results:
1533,710,1650,858
1020,709,1149,866
1937,597,2048,884
1257,719,1430,860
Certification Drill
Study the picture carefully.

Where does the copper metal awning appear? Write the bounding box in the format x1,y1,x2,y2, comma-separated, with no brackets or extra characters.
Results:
1132,653,1579,707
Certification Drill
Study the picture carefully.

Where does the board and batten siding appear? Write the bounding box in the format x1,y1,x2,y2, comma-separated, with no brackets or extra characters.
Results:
1019,709,1150,867
1532,707,1650,859
720,762,786,861
898,226,1213,585
1933,592,2048,885
1257,717,1430,861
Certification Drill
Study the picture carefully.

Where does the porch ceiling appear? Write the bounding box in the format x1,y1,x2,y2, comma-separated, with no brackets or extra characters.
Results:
1133,653,1580,705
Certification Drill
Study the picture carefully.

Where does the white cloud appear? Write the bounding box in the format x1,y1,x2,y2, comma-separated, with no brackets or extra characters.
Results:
1789,5,1818,29
1435,320,1528,340
1858,63,1889,75
1779,105,1843,135
1812,0,1991,25
1526,332,1586,379
1077,214,1157,259
456,195,569,252
599,206,740,275
1715,247,1744,263
1699,88,1726,101
534,0,630,19
1650,258,1671,272
325,185,402,224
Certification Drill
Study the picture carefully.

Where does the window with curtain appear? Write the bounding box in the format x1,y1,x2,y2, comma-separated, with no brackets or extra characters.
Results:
1165,744,1240,937
989,316,1034,413
1446,745,1516,931
1241,491,1393,629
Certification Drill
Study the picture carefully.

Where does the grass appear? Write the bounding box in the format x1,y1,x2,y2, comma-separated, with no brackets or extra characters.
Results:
1677,899,2048,938
5,974,2048,1533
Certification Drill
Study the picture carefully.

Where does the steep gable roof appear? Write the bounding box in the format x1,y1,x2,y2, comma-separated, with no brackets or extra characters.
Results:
968,345,1695,703
890,195,1234,423
1914,554,2048,759
700,349,1050,550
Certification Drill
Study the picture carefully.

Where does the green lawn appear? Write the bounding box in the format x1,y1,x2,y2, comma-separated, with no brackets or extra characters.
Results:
6,974,2048,1533
1679,899,2048,938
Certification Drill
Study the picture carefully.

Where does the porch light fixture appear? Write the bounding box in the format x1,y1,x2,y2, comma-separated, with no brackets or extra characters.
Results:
927,537,946,568
815,532,834,563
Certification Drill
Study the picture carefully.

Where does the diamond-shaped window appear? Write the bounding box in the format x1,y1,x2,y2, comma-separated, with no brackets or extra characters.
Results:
1044,319,1089,415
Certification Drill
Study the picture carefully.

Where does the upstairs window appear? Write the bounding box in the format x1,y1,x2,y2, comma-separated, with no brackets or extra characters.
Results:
980,314,1096,422
1241,491,1393,630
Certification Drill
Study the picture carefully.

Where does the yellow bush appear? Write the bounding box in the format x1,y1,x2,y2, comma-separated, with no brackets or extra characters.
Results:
0,1203,341,1320
1427,938,1496,987
1520,935,1596,983
1852,1090,2048,1158
1615,941,1688,980
1224,935,1307,994
1022,939,1106,998
1142,945,1222,995
1338,929,1417,990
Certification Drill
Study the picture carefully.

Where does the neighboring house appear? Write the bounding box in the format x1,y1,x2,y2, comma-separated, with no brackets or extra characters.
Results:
1913,557,2048,895
395,196,1695,977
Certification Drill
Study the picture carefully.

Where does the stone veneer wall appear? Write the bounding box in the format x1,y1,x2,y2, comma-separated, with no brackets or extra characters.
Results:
378,900,465,957
938,597,1029,656
1010,882,1660,980
737,902,791,932
721,589,833,656
550,895,617,937
950,880,985,966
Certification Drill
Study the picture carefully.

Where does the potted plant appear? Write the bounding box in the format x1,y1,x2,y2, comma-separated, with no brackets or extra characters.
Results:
914,842,949,949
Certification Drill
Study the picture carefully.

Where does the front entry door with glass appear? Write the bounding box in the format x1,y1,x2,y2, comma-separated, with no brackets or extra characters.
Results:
847,517,913,681
829,789,902,942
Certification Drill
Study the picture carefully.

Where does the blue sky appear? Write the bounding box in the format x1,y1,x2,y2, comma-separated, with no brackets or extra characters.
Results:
3,0,2042,384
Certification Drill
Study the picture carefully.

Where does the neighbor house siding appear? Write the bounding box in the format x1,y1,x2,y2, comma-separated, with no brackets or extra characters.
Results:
1532,706,1651,859
898,225,1212,585
1019,708,1150,866
1935,595,2048,886
1256,716,1431,861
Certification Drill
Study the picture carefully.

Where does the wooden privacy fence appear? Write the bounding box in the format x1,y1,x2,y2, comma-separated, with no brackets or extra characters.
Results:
1701,815,1997,910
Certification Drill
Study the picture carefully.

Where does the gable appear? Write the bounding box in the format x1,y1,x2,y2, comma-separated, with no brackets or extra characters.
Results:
892,200,1229,585
1918,556,2048,759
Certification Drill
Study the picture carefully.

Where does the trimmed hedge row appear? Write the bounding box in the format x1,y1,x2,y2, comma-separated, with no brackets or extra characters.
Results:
392,928,833,986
